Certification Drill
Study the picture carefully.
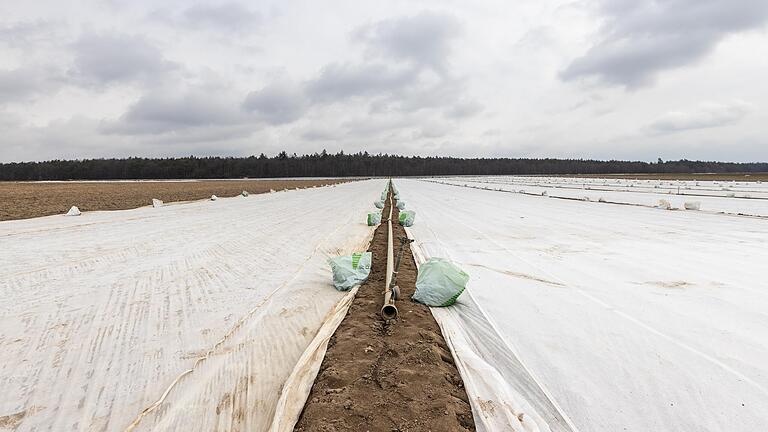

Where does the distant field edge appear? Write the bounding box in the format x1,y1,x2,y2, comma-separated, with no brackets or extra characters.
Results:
541,172,768,181
0,178,358,222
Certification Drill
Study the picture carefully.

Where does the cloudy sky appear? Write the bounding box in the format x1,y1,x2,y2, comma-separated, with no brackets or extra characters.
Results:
1,0,767,162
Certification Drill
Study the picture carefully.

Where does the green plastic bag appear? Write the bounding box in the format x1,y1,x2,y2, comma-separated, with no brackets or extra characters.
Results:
413,258,469,306
329,252,372,291
398,210,415,227
367,211,382,226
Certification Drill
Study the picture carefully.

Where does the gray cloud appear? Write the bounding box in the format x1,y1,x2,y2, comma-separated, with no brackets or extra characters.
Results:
340,114,417,139
299,126,343,142
354,11,461,73
0,111,21,129
413,121,454,139
98,9,469,148
180,3,262,33
561,0,768,87
303,11,469,121
646,100,754,133
444,100,483,119
0,20,60,47
306,63,419,102
396,76,467,112
70,33,176,86
4,2,766,163
294,109,438,146
0,67,60,104
103,86,246,135
242,82,308,124
2,115,259,162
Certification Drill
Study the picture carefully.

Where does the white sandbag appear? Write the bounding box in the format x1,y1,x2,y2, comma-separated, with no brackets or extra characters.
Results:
657,199,672,210
210,195,218,201
242,191,249,197
367,211,382,226
152,199,163,208
684,201,701,210
374,200,384,209
65,206,81,216
329,252,372,291
413,258,469,307
398,210,416,227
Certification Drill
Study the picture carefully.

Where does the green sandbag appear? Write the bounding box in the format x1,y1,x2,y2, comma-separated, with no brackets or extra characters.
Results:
367,211,382,226
398,210,415,227
413,258,469,306
329,252,372,291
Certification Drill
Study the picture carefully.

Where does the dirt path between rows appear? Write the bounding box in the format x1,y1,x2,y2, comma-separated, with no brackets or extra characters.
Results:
295,185,475,432
0,179,354,221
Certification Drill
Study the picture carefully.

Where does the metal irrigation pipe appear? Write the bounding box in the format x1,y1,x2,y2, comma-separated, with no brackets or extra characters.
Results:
381,180,399,320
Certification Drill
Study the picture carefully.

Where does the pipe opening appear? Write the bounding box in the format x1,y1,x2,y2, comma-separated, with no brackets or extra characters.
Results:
381,304,398,320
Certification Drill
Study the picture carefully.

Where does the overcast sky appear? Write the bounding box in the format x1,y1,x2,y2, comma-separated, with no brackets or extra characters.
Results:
1,0,767,162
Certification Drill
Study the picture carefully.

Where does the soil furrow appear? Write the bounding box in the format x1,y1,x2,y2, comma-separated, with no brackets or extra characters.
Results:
294,184,475,432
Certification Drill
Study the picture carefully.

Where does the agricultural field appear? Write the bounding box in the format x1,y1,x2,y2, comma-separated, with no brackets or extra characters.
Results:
0,179,353,221
431,175,768,217
400,177,768,431
0,181,380,430
557,172,768,182
1,175,767,431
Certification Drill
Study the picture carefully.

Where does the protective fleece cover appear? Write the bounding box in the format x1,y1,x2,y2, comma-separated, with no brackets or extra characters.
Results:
0,179,383,431
399,178,768,432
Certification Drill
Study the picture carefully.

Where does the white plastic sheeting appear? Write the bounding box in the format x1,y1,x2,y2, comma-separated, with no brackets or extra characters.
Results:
398,179,768,432
0,180,383,431
268,286,359,432
431,176,768,217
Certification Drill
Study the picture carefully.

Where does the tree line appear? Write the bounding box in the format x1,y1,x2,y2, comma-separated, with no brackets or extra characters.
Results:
1,151,766,180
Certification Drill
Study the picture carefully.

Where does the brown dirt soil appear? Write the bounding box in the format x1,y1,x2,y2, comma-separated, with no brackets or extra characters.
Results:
295,188,475,432
0,179,353,221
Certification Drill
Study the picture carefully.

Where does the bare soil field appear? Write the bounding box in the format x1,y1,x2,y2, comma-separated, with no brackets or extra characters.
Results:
0,179,353,221
295,190,475,432
556,173,768,181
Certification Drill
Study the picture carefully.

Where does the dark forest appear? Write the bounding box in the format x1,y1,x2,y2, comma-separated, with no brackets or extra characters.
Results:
1,151,766,180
